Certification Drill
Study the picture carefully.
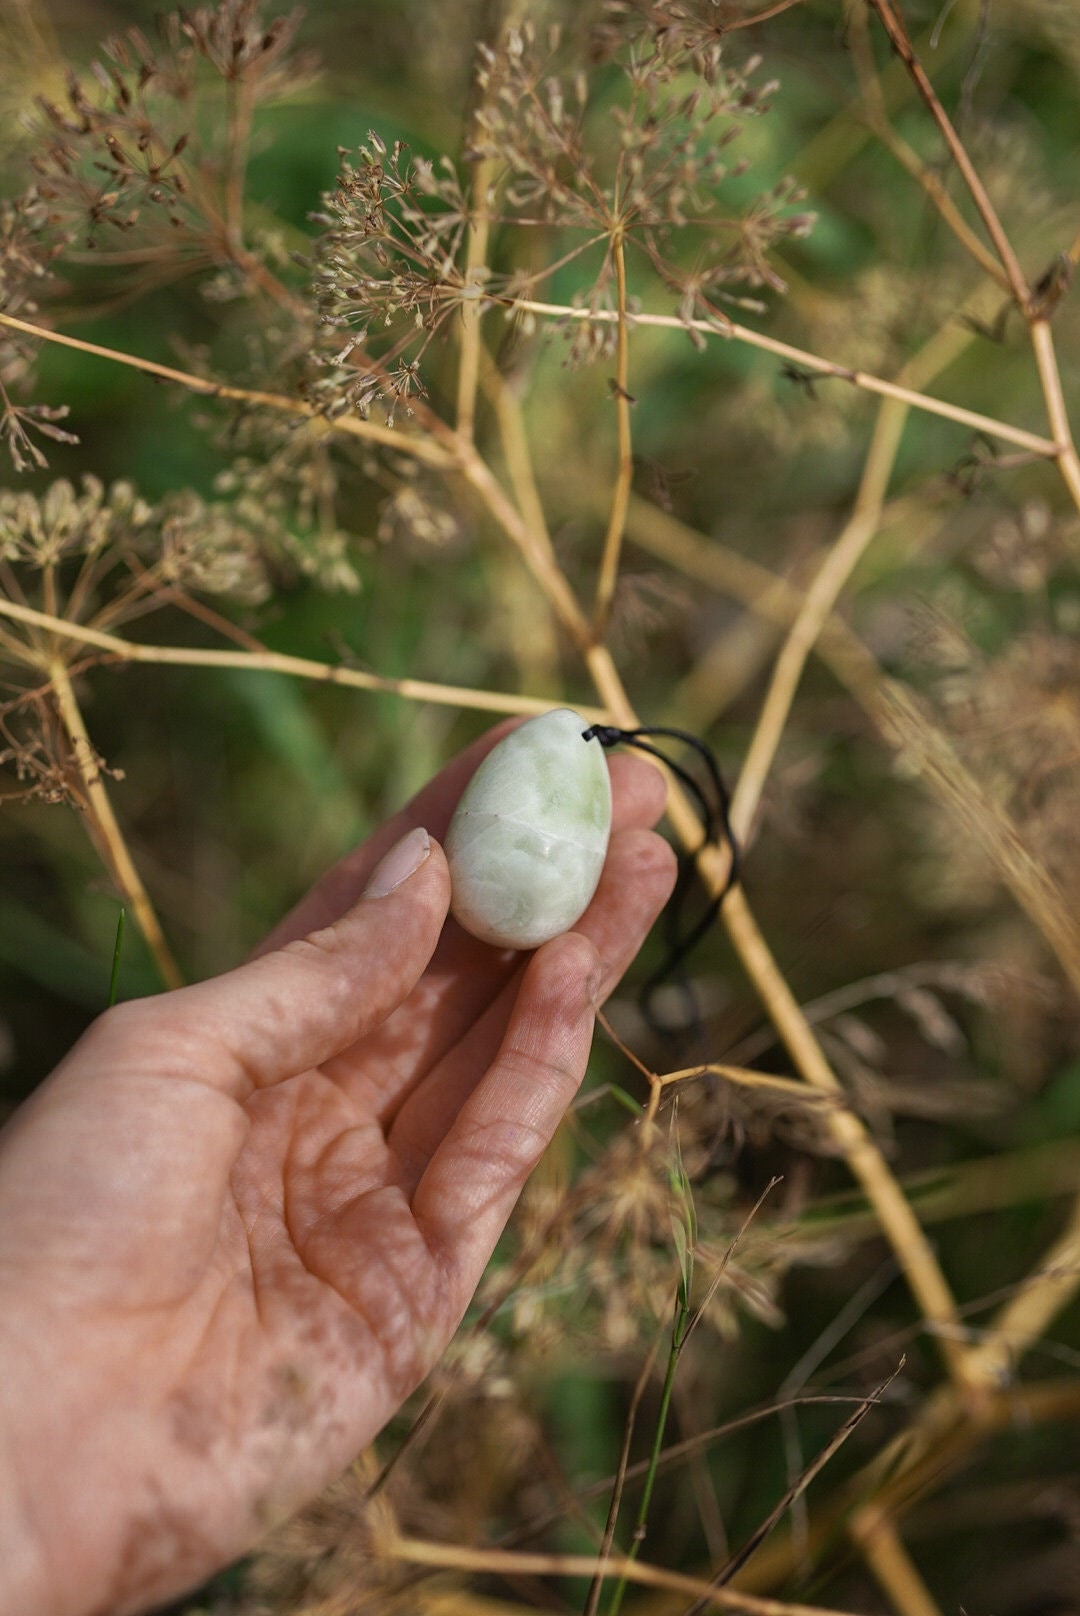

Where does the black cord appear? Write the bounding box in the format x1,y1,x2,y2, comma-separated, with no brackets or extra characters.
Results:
582,723,740,1033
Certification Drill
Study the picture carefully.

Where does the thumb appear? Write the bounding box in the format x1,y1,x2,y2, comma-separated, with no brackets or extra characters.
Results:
97,827,451,1100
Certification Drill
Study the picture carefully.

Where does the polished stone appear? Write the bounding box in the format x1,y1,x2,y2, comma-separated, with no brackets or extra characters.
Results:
445,708,612,949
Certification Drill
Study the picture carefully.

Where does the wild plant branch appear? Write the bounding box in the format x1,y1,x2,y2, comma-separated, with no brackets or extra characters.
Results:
0,296,1059,469
0,311,455,469
388,1533,864,1616
494,299,1059,457
860,0,1080,524
47,658,182,991
847,3,1008,291
864,0,1030,307
0,597,591,721
456,157,497,442
728,394,906,841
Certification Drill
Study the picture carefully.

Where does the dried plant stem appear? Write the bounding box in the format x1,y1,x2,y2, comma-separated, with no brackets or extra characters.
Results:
850,1507,944,1616
725,0,807,27
847,5,1008,289
1030,317,1080,512
959,1189,1080,1392
730,394,905,840
455,160,496,443
727,1379,1080,1597
482,357,558,560
863,0,1030,306
501,299,1058,457
389,1535,867,1616
731,290,991,837
605,1293,690,1616
457,440,593,648
0,598,592,722
0,311,456,469
594,235,633,636
48,659,182,991
723,885,969,1383
858,5,1080,526
655,1064,837,1108
584,1334,664,1616
581,640,970,1386
0,295,1057,512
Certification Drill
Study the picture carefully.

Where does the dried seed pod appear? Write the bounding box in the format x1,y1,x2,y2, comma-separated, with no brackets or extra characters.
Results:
445,708,612,949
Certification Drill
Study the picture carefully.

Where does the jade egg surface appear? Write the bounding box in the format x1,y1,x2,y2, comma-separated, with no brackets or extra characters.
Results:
445,708,612,949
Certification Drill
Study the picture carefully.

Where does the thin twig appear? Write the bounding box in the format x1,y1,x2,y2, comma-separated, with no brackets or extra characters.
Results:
1029,317,1080,510
848,5,1009,289
48,659,182,991
864,0,1030,307
724,0,807,29
594,235,634,636
0,311,456,469
730,394,906,841
457,439,594,648
456,157,496,443
959,1190,1080,1393
497,298,1058,456
389,1535,872,1616
483,358,560,564
583,1330,664,1616
735,1378,1080,1592
858,4,1080,527
654,1063,839,1108
850,1506,945,1616
0,598,595,721
685,1364,903,1610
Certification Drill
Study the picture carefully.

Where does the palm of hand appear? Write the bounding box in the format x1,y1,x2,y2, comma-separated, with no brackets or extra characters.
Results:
0,735,673,1616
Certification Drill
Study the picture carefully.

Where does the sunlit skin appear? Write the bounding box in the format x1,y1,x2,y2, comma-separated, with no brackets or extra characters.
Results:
0,728,674,1616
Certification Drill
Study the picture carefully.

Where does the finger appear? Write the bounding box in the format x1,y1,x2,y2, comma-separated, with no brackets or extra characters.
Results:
255,721,521,955
387,825,676,1177
94,830,452,1100
333,815,675,1122
411,930,600,1299
259,736,666,954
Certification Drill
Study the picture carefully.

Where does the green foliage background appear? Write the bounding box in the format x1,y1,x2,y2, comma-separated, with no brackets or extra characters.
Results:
2,1,1080,1610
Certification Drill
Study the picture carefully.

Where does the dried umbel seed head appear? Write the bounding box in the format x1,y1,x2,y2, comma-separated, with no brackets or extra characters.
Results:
445,709,613,949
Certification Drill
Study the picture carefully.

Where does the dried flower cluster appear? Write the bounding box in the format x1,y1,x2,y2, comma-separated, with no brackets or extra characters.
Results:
309,11,811,407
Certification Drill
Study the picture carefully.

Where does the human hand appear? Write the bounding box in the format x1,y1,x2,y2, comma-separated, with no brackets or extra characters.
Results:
0,725,675,1616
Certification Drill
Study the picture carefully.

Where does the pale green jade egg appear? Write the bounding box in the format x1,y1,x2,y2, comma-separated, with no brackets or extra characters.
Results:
445,708,613,949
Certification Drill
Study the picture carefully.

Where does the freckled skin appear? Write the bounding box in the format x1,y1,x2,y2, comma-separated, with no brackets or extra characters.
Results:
0,726,676,1616
445,709,613,950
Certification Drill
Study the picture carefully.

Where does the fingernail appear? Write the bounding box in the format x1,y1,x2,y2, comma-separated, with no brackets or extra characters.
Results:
362,826,431,898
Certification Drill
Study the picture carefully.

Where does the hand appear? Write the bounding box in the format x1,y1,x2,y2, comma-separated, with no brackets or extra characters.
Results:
0,726,675,1616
